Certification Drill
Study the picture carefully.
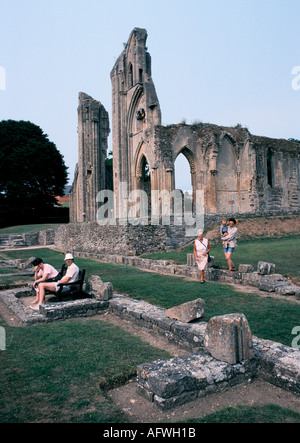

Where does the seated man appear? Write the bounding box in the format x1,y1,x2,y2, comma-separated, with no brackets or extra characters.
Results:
30,253,79,309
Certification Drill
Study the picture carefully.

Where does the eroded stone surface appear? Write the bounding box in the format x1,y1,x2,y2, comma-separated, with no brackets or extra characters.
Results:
166,299,205,323
204,313,254,364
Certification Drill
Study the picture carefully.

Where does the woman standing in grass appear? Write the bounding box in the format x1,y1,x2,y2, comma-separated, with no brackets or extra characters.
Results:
194,231,211,284
221,218,238,276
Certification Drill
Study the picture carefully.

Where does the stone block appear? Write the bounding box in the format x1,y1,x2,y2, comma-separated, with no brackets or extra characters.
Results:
136,351,257,411
88,275,113,301
263,274,287,283
187,253,196,266
253,338,300,396
258,274,288,292
257,261,276,275
241,272,262,287
166,298,205,323
275,285,298,296
204,313,254,364
39,299,108,320
238,264,254,273
258,281,285,292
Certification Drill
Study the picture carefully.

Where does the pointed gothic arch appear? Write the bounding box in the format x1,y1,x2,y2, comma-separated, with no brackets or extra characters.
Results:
174,146,196,212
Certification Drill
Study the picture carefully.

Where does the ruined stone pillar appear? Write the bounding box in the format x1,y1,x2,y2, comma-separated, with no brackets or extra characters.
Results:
204,313,254,364
70,93,110,223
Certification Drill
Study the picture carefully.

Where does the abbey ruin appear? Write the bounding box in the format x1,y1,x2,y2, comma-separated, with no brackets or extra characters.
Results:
70,28,300,234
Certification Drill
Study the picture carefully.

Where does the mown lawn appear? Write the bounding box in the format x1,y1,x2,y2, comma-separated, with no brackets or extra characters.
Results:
0,224,65,234
0,316,171,423
2,247,300,346
1,246,300,423
185,404,300,423
143,236,300,284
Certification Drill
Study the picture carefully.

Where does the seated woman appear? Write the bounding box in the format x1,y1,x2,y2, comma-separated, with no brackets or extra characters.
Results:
30,253,79,309
31,258,61,305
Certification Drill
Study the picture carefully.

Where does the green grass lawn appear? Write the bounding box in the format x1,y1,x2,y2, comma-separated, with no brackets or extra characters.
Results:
1,247,300,346
185,404,300,424
143,237,300,284
1,245,300,423
0,224,65,234
0,317,171,423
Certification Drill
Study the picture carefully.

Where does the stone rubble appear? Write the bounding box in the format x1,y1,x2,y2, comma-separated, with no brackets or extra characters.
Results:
165,298,205,323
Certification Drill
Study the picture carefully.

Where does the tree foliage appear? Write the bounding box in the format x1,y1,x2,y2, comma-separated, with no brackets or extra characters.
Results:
0,120,68,226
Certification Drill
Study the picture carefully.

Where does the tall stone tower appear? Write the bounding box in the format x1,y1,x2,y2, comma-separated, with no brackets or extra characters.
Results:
69,92,110,222
110,28,162,218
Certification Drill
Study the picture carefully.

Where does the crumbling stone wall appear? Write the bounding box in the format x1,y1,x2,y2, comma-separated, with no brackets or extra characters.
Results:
70,93,110,223
68,27,299,235
109,28,300,219
53,221,196,256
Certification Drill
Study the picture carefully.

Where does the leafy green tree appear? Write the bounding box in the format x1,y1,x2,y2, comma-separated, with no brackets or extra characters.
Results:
0,120,68,226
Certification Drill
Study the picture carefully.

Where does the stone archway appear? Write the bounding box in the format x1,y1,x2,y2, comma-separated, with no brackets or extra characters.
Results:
135,147,152,216
174,146,196,213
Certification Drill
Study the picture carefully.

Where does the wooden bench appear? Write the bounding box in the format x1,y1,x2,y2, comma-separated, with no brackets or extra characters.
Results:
46,264,86,302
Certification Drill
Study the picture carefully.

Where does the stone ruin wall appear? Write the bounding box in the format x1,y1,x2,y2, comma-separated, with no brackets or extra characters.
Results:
67,28,300,255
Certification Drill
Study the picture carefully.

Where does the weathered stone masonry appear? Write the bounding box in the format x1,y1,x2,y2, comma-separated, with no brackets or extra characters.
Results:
70,93,110,223
1,287,299,410
69,27,300,234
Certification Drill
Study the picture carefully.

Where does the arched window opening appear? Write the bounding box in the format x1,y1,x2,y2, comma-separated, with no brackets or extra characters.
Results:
141,156,150,184
175,152,193,213
138,155,151,218
128,63,133,88
139,68,143,83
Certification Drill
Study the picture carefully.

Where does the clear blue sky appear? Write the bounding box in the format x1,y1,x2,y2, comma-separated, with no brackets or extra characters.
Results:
1,0,300,189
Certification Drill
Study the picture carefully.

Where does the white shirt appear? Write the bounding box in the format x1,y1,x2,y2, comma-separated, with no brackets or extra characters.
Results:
195,238,208,255
65,263,79,283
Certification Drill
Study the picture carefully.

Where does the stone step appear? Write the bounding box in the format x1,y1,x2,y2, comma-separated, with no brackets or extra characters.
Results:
137,352,257,411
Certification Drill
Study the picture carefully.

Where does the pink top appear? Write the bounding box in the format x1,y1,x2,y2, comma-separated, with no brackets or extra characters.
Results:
42,263,59,280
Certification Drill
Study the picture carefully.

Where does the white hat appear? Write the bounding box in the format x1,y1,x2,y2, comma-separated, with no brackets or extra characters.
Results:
64,253,74,261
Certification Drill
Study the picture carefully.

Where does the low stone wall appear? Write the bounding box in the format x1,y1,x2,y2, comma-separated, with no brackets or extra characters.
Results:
137,352,258,410
0,230,56,250
75,251,300,298
108,293,300,409
0,289,108,325
0,289,47,325
110,293,300,409
53,222,197,256
0,214,223,253
1,287,299,410
109,294,207,352
39,299,109,322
